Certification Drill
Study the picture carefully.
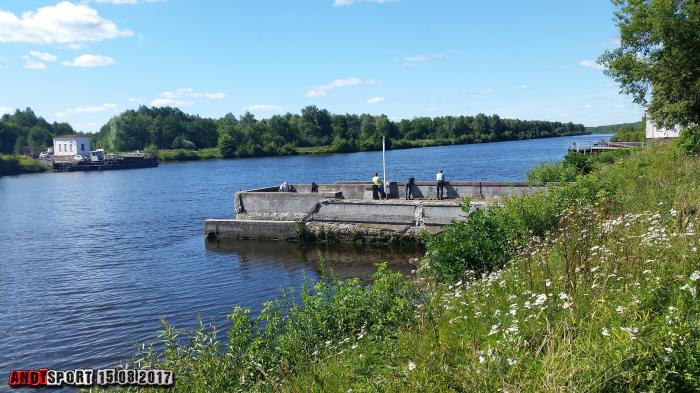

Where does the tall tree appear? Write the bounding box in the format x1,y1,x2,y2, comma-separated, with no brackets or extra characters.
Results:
599,0,700,126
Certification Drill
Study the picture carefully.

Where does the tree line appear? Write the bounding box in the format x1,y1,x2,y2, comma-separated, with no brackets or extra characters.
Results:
92,105,587,158
1,105,589,159
0,108,76,155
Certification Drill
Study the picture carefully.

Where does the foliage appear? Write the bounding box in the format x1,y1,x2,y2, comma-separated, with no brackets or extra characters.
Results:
599,0,700,127
285,142,700,392
0,154,48,176
677,125,700,156
610,125,645,142
156,148,221,162
586,120,643,134
527,150,631,182
424,206,514,282
95,106,588,160
0,108,76,154
97,264,418,392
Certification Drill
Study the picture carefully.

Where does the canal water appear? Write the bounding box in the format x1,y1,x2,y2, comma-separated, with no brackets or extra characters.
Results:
0,134,609,382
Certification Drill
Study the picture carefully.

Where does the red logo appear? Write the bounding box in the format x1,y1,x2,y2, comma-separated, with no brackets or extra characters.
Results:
8,369,48,387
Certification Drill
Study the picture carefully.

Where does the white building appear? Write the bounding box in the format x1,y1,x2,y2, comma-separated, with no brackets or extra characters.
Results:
646,118,682,139
53,135,91,157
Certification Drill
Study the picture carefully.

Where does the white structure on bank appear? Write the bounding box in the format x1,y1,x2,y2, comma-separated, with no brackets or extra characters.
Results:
646,118,682,139
53,135,91,157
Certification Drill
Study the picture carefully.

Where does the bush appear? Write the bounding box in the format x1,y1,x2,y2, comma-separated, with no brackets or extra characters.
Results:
117,264,418,392
424,206,514,282
678,125,700,155
0,155,48,176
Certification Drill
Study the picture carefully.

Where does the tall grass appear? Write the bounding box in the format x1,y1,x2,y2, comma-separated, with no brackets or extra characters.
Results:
286,142,700,391
97,141,700,392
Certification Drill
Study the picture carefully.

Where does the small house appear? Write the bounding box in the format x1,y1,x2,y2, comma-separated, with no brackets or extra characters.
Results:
53,135,91,157
646,119,682,139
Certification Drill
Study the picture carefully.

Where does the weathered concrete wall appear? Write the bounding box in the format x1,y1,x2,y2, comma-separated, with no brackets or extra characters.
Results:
208,181,549,244
205,219,298,241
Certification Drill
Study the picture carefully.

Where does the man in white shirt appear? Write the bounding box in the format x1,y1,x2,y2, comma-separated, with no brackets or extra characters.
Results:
279,181,290,192
436,170,445,200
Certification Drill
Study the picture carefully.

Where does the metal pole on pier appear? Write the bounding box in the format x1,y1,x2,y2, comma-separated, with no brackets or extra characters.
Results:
382,136,387,190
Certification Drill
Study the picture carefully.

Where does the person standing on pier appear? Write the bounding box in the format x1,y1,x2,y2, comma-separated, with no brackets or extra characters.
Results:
372,173,381,200
436,170,445,200
405,176,415,200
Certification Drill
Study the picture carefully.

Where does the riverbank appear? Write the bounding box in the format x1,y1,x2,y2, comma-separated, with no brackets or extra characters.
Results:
98,140,700,391
156,132,593,162
0,155,49,176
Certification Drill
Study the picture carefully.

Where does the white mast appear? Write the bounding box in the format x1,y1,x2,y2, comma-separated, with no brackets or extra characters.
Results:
382,136,387,193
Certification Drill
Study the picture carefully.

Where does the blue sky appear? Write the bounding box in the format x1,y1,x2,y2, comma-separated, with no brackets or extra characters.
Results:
0,0,643,132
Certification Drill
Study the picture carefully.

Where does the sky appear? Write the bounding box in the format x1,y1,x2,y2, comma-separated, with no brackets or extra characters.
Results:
0,0,644,132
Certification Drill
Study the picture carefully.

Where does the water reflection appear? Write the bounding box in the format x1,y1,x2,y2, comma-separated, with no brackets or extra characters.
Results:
206,239,424,281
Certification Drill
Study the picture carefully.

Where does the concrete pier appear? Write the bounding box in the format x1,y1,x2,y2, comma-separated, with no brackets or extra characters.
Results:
205,181,548,244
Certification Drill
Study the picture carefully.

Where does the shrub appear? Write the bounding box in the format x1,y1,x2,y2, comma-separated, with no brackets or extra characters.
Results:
677,125,700,155
424,206,514,283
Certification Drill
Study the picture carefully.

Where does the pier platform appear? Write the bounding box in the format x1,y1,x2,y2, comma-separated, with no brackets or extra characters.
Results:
205,181,549,244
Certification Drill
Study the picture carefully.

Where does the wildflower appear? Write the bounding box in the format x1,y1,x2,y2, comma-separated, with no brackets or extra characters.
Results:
681,284,697,298
488,324,500,336
534,294,547,306
561,302,571,309
602,328,610,337
690,271,700,282
408,361,416,371
545,279,551,287
642,270,651,274
507,358,517,366
479,355,485,364
591,266,600,273
616,305,624,314
325,340,332,346
524,301,532,309
665,347,673,353
558,292,570,301
669,306,677,312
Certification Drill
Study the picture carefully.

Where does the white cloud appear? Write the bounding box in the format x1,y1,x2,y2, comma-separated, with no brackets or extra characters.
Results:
55,103,117,116
0,1,133,44
582,104,592,109
62,54,115,67
480,87,495,95
333,0,396,6
22,56,46,70
367,96,385,104
580,60,604,70
149,98,194,107
160,88,226,100
29,51,57,62
128,97,142,103
402,53,444,65
148,88,225,107
243,104,283,112
0,106,13,115
306,77,378,97
520,84,530,90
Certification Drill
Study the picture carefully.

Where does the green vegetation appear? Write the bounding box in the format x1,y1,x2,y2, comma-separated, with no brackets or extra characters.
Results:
586,120,643,134
91,106,588,161
97,140,700,393
0,108,77,155
526,149,632,182
0,155,48,176
678,125,700,156
599,0,700,128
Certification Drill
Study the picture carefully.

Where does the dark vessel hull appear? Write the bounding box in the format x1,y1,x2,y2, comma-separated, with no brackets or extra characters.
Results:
53,156,159,172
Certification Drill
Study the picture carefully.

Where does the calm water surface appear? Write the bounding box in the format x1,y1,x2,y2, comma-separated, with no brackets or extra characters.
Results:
0,134,609,386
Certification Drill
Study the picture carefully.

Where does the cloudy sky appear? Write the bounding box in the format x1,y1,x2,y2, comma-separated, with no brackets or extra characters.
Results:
0,0,643,132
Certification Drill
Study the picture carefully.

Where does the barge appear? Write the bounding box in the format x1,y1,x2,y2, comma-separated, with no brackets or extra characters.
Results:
52,151,159,172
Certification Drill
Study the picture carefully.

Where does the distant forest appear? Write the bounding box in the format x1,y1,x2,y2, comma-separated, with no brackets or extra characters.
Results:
586,120,644,134
1,106,589,158
0,108,76,154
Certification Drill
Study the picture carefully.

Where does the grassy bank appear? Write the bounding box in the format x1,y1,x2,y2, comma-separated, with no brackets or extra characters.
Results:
0,155,49,176
98,140,700,392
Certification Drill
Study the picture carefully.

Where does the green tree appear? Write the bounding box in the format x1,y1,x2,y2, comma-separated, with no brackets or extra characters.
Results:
599,0,700,127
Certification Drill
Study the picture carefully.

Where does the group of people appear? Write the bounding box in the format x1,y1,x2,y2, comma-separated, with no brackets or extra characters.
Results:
281,171,447,200
372,170,447,200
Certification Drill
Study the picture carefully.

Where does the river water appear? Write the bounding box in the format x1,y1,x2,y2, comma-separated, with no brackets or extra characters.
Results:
0,134,609,384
